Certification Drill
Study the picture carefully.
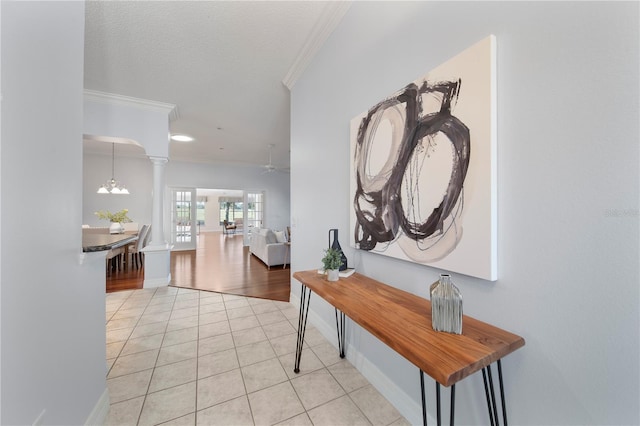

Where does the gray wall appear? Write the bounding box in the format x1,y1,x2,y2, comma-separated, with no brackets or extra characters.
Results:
290,2,639,424
2,2,108,424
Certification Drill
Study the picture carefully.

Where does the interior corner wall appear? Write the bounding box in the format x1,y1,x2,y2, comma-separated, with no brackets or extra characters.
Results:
2,2,108,425
290,2,639,424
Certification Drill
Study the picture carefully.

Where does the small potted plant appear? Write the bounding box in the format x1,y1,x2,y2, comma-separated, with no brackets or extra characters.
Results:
321,247,343,282
95,209,132,234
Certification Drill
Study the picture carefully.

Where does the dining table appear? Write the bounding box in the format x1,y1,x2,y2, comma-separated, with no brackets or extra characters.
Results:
82,232,139,270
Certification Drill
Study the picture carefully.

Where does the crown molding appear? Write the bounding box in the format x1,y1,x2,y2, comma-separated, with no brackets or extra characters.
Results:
84,89,179,121
282,1,352,90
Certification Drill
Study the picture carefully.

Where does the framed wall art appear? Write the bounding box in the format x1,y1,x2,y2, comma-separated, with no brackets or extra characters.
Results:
349,35,497,281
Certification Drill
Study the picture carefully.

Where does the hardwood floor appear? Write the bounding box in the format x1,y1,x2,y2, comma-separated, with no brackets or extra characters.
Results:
105,232,291,302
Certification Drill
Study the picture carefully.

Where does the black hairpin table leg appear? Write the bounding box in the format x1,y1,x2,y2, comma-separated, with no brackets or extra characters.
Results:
293,285,311,373
450,384,456,425
436,382,441,425
482,367,496,425
434,381,456,426
497,360,508,425
335,309,346,358
420,370,428,426
482,361,510,426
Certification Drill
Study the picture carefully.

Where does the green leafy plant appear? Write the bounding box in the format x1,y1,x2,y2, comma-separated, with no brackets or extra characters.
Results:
321,247,343,271
95,209,132,223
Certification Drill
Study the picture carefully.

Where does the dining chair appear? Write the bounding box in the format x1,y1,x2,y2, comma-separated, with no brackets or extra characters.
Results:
106,247,124,273
129,224,150,269
143,225,152,246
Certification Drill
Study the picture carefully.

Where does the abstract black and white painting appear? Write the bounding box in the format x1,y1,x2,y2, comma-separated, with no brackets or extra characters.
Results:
350,35,497,281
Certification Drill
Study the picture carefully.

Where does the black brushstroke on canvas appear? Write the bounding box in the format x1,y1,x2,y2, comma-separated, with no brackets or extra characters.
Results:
353,80,470,253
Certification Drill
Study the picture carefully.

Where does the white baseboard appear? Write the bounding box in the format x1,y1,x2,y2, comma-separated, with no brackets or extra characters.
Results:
143,274,171,288
85,388,109,426
347,346,428,425
289,291,431,425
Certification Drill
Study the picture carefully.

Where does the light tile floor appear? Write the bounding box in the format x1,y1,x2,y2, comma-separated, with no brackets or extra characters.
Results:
105,286,412,426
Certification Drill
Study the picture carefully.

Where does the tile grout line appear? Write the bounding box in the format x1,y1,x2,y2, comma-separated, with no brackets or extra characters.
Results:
142,287,198,425
243,297,263,424
135,287,163,426
106,290,142,378
106,288,407,426
268,304,308,424
193,288,202,424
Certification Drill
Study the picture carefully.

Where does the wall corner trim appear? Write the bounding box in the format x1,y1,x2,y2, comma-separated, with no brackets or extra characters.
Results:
281,1,352,90
84,388,110,426
84,89,179,121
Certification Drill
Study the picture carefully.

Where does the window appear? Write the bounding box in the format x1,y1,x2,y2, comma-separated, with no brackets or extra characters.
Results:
246,192,264,230
219,200,243,224
170,188,196,250
196,201,206,225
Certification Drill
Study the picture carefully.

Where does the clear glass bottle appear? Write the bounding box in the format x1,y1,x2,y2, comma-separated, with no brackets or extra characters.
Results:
430,274,463,334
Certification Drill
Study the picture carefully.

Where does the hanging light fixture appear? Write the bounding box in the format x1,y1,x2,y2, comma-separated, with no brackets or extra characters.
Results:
97,143,130,195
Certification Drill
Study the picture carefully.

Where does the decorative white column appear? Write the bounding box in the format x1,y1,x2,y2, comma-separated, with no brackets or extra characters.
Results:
148,156,168,247
143,156,171,288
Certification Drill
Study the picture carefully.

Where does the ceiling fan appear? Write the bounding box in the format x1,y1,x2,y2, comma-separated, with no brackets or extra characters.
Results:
262,144,289,174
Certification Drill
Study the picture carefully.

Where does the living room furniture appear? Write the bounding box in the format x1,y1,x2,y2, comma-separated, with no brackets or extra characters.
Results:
249,228,290,269
282,242,291,270
222,220,237,235
292,269,525,426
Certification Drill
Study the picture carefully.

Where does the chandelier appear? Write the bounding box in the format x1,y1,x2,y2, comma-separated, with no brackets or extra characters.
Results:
97,143,130,195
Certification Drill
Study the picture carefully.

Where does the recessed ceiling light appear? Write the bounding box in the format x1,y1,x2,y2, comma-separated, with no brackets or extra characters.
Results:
171,134,194,142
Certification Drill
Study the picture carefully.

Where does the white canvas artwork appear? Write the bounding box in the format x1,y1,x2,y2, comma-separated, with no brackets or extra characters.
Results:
349,35,497,281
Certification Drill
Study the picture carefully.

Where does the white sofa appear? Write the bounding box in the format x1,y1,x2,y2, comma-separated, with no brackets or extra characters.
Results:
249,228,289,269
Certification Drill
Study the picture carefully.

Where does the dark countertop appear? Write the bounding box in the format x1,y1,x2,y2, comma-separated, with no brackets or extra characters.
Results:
83,233,138,253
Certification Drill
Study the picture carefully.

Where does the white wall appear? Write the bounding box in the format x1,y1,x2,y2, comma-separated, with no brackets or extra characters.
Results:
84,96,172,158
291,2,639,425
201,195,222,233
83,156,290,236
1,2,108,424
83,153,154,227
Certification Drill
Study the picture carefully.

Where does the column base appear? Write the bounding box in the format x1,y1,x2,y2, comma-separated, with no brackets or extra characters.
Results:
142,244,172,288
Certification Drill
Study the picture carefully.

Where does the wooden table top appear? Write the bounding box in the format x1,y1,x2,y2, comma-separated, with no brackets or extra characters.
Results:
293,270,525,387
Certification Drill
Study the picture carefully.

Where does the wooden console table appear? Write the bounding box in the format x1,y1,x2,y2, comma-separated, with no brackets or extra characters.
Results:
292,270,525,426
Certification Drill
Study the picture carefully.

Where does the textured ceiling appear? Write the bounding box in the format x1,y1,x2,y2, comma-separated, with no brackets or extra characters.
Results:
83,1,348,170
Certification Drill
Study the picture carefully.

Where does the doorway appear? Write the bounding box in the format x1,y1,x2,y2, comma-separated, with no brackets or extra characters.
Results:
170,188,197,250
195,188,244,234
170,188,266,248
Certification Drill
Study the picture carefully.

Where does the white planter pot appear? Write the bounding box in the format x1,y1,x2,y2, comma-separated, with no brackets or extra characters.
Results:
327,269,340,282
110,222,124,234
